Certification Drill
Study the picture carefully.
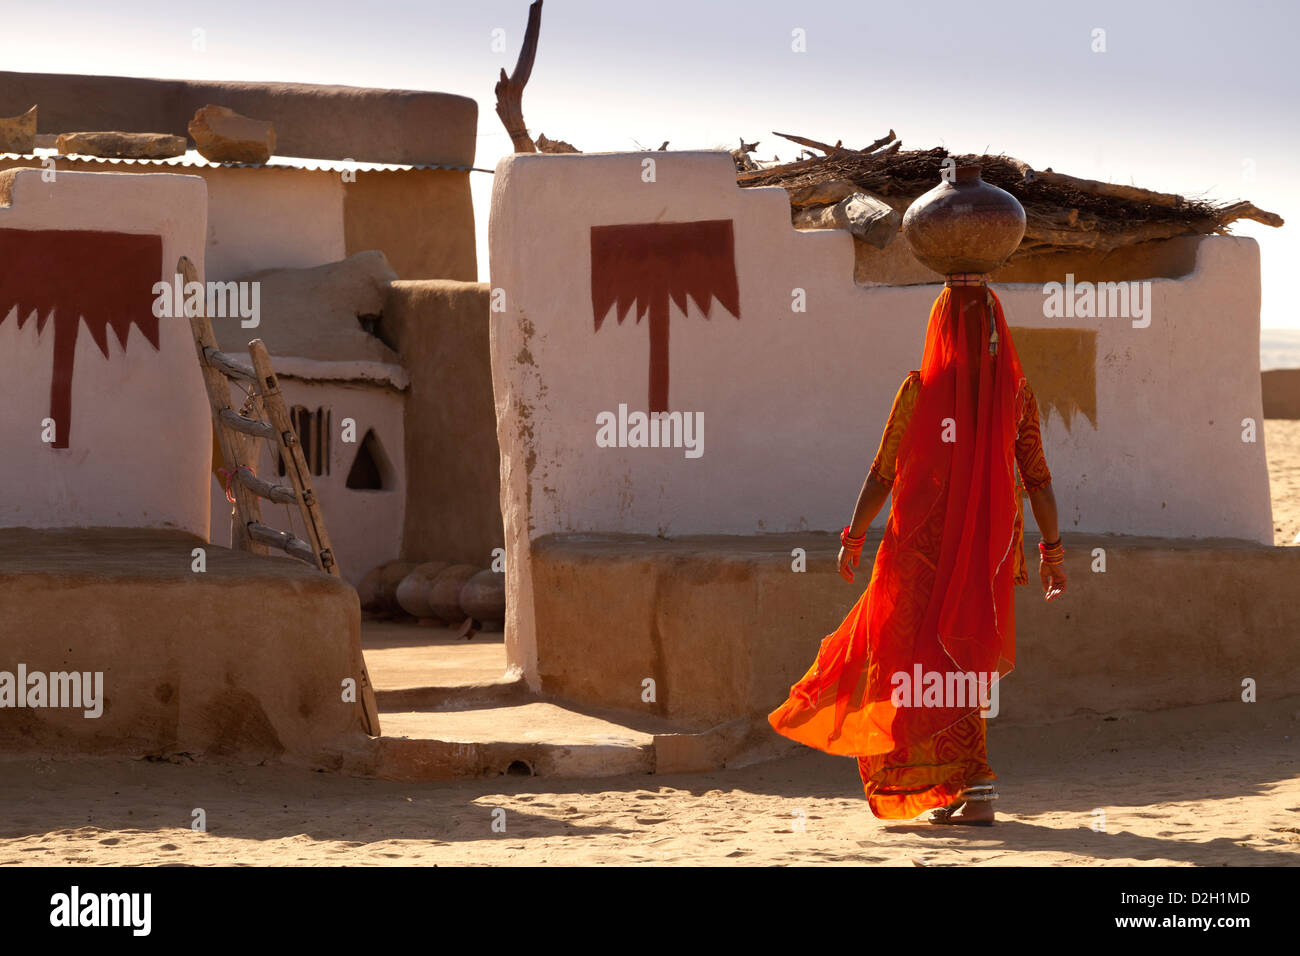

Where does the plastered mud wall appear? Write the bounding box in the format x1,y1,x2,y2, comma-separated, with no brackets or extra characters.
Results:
0,168,211,537
489,150,1270,692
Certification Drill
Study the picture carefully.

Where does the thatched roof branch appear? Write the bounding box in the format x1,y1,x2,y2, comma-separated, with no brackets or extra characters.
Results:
740,139,1284,259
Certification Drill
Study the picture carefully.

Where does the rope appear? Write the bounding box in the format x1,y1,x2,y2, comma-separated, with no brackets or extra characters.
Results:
217,463,254,505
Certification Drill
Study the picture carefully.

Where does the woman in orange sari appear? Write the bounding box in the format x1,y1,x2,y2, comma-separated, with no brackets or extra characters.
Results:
769,275,1066,825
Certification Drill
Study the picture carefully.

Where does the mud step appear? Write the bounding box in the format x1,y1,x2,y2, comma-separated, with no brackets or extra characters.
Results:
372,702,657,781
374,678,527,712
358,621,772,781
362,621,523,710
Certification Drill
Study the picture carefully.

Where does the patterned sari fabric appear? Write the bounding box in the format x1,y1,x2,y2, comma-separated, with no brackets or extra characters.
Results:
769,286,1051,819
857,711,992,819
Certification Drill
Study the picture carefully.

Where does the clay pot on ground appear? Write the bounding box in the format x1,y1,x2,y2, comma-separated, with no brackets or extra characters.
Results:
427,564,480,621
394,561,450,619
359,559,415,613
358,566,383,610
901,164,1026,275
459,569,506,630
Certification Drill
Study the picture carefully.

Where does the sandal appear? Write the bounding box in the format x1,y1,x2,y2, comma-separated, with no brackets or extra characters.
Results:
927,784,997,826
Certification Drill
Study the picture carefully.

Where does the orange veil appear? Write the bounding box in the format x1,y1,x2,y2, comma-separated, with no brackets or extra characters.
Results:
770,285,1026,758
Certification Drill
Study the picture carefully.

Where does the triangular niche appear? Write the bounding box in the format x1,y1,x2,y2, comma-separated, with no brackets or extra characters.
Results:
345,428,391,490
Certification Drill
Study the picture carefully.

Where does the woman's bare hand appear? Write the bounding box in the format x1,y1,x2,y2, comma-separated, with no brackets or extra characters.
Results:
838,546,860,583
1039,558,1066,602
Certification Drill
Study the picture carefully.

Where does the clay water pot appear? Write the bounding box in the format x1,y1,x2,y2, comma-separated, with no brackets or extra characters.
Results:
901,164,1025,275
358,566,383,610
428,564,480,621
395,561,450,618
459,569,506,627
375,560,416,613
359,559,415,612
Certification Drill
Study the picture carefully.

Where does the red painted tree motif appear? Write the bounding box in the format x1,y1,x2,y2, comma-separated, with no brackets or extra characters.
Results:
591,220,740,412
0,228,163,449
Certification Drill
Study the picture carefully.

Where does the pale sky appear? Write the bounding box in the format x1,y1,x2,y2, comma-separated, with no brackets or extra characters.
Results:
6,0,1296,326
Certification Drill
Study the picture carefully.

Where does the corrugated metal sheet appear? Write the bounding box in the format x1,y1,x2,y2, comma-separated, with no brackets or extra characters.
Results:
0,147,491,173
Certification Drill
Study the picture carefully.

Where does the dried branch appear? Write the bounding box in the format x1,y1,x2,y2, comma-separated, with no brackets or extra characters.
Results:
772,131,845,155
785,178,860,208
739,138,1283,260
1215,200,1285,228
494,0,544,154
862,129,896,152
731,138,760,172
1029,167,1187,208
736,152,826,183
536,133,579,154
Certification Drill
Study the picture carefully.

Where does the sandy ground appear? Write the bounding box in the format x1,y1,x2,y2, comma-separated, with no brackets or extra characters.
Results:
1,696,1296,866
1265,419,1300,545
1,423,1297,867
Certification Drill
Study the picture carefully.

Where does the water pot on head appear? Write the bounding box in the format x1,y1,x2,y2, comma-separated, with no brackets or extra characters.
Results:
901,164,1026,275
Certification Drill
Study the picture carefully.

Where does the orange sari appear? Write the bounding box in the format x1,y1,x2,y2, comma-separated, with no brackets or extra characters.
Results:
769,286,1051,819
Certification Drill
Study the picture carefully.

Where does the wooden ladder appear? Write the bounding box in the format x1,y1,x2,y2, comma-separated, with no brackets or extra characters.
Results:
180,255,381,737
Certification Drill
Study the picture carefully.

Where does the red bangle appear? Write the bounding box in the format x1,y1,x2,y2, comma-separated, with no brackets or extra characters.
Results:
841,526,866,551
1038,540,1065,565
